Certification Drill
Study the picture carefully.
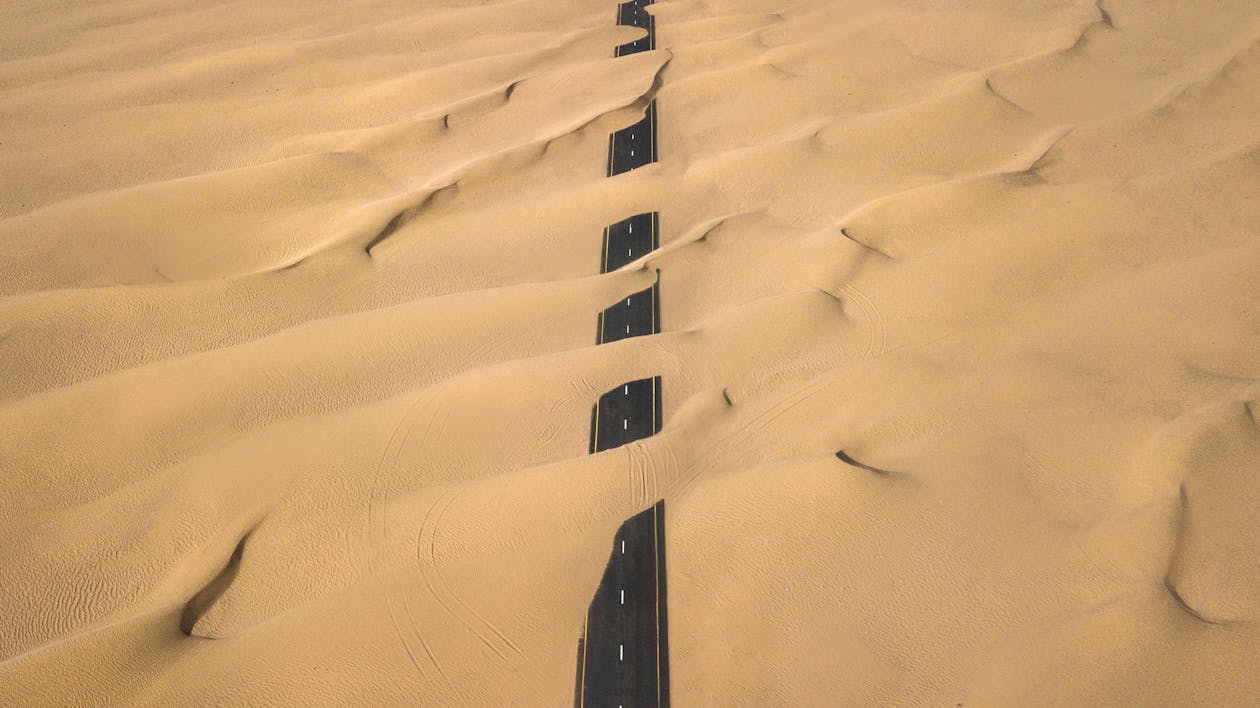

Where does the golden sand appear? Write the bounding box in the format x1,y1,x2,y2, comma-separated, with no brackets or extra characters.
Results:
2,0,1258,704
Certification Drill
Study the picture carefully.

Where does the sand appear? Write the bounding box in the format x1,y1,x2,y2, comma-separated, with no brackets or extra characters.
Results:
2,0,1258,704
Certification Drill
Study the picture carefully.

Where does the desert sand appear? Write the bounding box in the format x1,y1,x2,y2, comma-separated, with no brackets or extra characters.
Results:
2,0,1259,704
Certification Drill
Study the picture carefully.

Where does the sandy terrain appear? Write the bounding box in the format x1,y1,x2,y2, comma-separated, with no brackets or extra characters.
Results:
2,0,1259,704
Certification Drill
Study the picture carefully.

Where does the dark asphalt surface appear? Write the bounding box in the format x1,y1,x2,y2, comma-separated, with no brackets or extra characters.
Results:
587,377,662,454
601,212,658,273
607,100,657,176
597,277,660,344
615,0,656,56
575,500,670,708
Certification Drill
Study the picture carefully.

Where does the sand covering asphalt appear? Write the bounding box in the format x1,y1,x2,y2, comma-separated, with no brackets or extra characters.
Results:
2,0,1259,704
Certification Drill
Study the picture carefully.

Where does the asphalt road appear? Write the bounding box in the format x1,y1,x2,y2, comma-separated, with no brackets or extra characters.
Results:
597,277,660,344
607,100,657,176
576,4,669,704
575,500,671,708
601,212,659,273
615,0,655,56
587,377,662,454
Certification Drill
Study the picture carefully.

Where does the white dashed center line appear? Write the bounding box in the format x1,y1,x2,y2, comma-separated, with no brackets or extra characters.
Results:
619,644,624,661
620,589,624,605
623,419,628,430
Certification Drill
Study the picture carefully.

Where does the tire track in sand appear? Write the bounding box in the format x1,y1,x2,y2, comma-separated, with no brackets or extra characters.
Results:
415,487,524,665
835,280,887,357
367,393,448,681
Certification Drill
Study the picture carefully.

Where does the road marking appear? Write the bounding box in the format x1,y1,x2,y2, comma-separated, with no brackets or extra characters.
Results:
630,149,635,156
654,504,661,706
629,223,633,233
651,376,657,433
602,226,610,273
626,297,631,306
650,280,656,335
626,324,630,334
623,419,628,430
650,100,657,162
579,610,589,708
628,248,631,257
593,398,601,452
620,589,624,605
620,644,624,661
621,540,625,553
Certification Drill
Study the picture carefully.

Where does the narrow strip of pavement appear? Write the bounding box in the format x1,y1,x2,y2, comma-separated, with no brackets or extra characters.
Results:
601,212,659,273
596,275,660,344
575,500,671,708
577,3,669,704
614,0,656,56
607,100,657,176
587,377,663,454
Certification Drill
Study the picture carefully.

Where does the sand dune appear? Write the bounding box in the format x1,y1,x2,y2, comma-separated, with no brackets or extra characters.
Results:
2,0,1258,705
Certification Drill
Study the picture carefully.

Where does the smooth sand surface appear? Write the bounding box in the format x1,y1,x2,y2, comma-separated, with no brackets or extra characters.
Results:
2,0,1259,704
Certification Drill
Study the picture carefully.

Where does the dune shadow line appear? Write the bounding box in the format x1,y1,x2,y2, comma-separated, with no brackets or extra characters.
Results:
835,450,896,476
180,530,252,638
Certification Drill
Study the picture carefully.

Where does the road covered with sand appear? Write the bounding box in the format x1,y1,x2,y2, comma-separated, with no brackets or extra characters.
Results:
2,0,1259,704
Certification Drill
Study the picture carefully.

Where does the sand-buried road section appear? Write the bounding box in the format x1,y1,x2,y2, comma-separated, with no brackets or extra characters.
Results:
2,0,1260,705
